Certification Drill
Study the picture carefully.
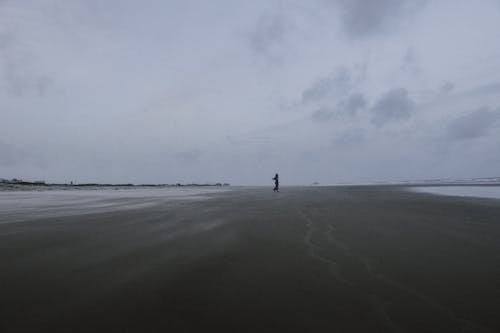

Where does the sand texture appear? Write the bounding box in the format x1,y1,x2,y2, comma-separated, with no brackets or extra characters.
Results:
1,186,499,332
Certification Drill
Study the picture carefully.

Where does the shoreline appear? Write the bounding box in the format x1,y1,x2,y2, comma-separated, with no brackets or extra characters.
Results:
411,185,500,200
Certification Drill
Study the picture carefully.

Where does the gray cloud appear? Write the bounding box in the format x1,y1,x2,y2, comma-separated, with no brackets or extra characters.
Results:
311,92,367,122
302,68,351,104
1,1,500,185
447,107,500,140
440,82,454,94
401,47,420,74
0,141,48,171
249,14,287,62
464,81,500,97
341,92,366,116
4,71,54,97
334,128,366,146
334,0,425,38
371,88,415,127
0,141,17,166
311,106,335,122
175,150,203,164
0,31,52,97
0,31,14,50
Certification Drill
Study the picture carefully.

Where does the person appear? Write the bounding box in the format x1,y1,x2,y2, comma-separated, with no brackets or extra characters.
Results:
272,173,279,192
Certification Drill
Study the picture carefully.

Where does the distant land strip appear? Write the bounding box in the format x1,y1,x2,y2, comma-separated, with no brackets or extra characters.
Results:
0,178,230,190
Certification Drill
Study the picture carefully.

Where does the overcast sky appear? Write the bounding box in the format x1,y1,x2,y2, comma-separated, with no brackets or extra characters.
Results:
1,0,500,185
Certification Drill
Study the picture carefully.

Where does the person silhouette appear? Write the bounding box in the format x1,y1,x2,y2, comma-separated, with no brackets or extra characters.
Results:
272,173,279,192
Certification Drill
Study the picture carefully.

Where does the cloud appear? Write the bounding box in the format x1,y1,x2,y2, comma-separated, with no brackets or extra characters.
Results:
400,47,420,74
304,67,367,123
1,1,500,184
249,14,287,62
447,107,500,140
371,88,415,127
311,106,335,122
311,92,366,122
0,141,48,172
175,150,203,164
341,92,366,116
334,0,425,38
0,25,53,97
334,128,366,146
440,81,454,94
464,81,500,97
0,141,17,166
0,31,14,50
3,66,53,97
301,67,352,105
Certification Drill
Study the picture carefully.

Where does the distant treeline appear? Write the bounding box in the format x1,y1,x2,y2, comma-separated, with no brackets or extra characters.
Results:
0,179,230,187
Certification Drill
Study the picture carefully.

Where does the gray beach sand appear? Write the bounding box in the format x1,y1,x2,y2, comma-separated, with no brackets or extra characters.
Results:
1,186,499,332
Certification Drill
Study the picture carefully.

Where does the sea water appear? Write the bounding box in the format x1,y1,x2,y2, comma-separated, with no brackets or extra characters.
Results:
413,186,500,200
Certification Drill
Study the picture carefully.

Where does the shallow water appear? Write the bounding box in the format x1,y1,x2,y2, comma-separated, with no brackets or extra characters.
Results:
412,186,500,200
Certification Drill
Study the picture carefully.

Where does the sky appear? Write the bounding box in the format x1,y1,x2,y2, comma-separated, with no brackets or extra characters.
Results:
1,0,500,185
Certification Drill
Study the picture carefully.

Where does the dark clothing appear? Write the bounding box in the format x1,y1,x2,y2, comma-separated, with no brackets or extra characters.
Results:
272,174,279,192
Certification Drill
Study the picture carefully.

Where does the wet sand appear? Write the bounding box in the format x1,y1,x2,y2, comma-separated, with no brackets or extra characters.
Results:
1,186,499,332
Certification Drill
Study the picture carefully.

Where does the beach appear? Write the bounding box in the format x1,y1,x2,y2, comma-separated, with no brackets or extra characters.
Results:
0,186,499,332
